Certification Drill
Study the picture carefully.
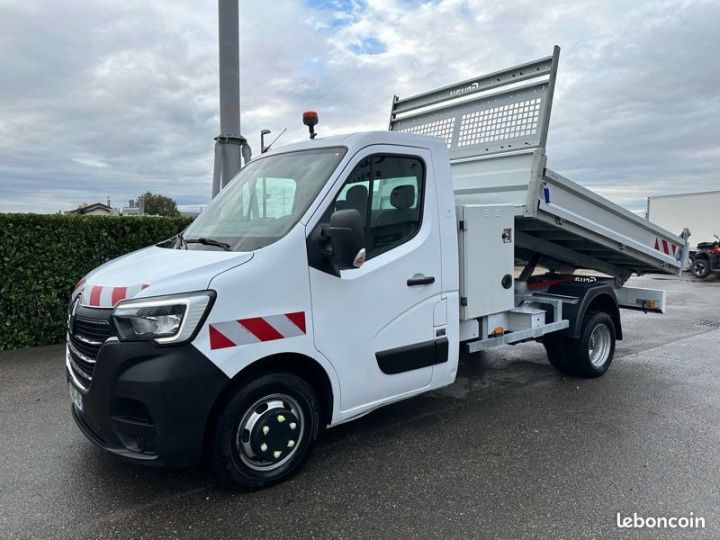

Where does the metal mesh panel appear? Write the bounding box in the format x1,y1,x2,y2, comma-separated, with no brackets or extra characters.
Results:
391,83,550,159
389,47,559,160
458,98,541,147
397,117,455,147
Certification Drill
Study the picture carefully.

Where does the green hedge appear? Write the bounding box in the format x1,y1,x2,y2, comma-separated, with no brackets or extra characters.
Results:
0,214,193,350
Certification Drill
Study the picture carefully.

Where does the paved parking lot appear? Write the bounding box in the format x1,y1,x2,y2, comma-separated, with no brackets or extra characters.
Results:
1,274,719,538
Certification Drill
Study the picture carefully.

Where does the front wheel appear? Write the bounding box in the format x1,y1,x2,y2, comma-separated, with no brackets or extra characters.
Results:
210,372,321,488
543,311,616,378
691,258,712,279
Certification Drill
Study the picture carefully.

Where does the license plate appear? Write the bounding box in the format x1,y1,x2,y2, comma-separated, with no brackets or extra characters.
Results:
69,383,84,413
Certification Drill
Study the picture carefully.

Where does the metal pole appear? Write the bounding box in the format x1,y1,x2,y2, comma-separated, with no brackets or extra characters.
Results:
211,141,223,197
219,0,240,137
212,0,249,198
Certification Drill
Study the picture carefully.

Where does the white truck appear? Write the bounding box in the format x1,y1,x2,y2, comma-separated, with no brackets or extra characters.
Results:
67,47,689,487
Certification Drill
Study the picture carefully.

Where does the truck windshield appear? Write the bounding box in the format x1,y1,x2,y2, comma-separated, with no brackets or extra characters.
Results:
181,147,346,251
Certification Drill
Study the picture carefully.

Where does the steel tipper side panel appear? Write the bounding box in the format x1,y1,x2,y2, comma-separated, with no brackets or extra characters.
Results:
524,168,688,276
450,156,689,279
451,149,541,207
389,45,689,280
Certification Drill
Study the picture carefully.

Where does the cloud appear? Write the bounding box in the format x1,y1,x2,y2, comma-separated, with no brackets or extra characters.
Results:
0,0,718,213
72,157,110,169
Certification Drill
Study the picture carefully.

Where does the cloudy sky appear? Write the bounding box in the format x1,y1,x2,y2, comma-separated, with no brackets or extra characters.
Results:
0,0,718,213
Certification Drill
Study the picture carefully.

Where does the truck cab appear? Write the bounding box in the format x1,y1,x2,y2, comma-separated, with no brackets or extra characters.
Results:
67,48,688,488
194,131,461,421
68,131,462,487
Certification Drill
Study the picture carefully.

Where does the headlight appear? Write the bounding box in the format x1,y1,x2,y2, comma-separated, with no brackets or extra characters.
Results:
112,291,215,344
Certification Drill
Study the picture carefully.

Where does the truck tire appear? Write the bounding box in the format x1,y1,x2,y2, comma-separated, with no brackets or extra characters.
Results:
211,372,321,488
543,311,615,378
691,258,711,279
542,334,573,375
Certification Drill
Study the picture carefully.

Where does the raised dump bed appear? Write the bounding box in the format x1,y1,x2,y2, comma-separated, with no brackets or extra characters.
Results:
389,46,689,282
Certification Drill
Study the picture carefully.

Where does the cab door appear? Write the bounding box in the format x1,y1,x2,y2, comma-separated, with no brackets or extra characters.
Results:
307,147,445,415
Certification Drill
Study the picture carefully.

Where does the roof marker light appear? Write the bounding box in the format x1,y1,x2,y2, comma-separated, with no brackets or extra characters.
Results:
302,111,319,139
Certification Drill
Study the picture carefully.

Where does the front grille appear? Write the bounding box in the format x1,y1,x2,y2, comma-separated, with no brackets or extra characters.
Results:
70,333,102,358
73,317,112,341
67,314,113,389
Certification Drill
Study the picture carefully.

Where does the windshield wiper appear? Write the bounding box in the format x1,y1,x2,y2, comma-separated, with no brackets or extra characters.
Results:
182,236,232,251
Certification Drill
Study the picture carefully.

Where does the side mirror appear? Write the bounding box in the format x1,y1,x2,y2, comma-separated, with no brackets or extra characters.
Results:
322,209,366,270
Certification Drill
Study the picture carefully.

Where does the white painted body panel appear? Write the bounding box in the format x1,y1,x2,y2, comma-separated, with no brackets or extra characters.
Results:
452,151,537,207
458,204,517,320
613,286,667,314
76,246,253,307
192,225,344,421
307,145,443,414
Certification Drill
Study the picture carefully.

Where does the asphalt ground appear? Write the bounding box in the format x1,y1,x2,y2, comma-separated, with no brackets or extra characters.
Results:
1,273,719,539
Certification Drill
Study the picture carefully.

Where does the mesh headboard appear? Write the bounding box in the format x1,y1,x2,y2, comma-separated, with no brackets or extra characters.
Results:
389,46,560,160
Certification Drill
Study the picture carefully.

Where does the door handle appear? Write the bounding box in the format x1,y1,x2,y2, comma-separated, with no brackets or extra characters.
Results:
407,275,435,286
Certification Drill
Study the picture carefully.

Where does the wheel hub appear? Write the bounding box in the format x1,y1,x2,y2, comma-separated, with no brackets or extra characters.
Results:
250,409,300,463
589,324,611,367
235,394,305,472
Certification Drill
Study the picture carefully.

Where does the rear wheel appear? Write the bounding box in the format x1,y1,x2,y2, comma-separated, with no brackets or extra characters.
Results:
543,311,616,378
691,258,711,279
542,334,573,375
211,372,321,488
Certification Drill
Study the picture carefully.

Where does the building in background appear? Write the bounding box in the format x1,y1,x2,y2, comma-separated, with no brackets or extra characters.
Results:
119,198,142,216
647,190,720,248
65,202,113,216
65,198,203,218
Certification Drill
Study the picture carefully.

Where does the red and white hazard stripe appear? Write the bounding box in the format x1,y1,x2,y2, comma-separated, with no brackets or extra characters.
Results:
654,237,678,257
71,279,86,300
79,283,149,308
209,312,306,350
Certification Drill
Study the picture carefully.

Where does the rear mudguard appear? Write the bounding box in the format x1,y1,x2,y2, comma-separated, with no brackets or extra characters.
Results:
545,281,623,340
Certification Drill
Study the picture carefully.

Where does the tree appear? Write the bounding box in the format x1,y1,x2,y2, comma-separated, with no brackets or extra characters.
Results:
138,192,180,217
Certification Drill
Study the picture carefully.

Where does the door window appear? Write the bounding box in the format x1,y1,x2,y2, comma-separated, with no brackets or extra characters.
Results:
334,155,424,259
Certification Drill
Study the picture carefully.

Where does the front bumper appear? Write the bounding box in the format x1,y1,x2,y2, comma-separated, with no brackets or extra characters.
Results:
68,339,228,467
